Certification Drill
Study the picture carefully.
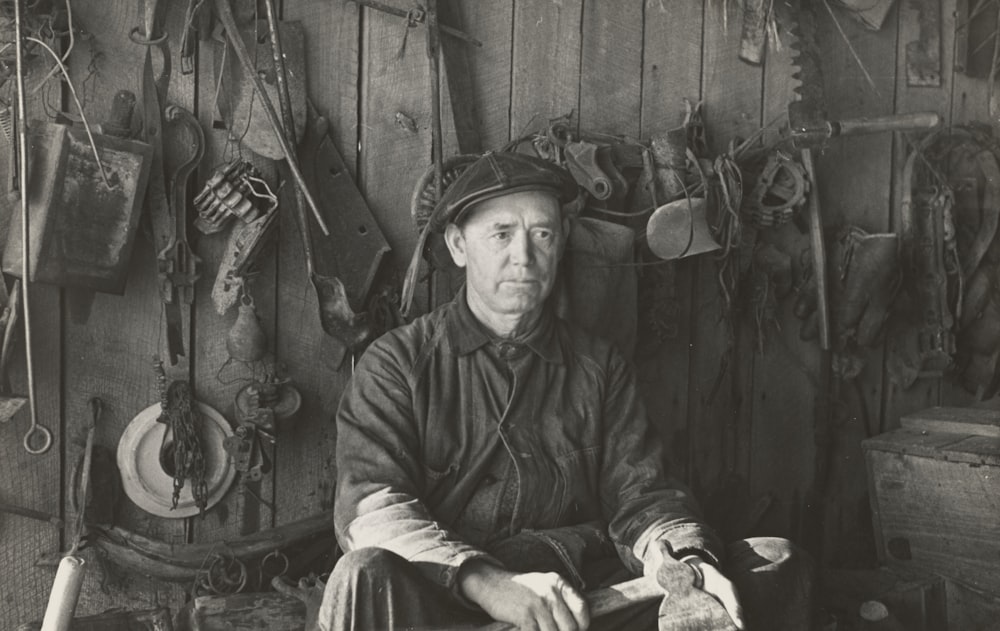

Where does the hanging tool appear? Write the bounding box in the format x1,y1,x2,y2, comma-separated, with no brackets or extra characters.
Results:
264,0,378,352
210,206,279,315
194,159,274,234
12,0,51,455
133,0,185,364
298,112,391,326
225,292,268,364
211,0,329,237
158,104,206,313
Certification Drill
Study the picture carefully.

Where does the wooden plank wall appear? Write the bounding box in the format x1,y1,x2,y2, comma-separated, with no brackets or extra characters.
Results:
0,0,995,625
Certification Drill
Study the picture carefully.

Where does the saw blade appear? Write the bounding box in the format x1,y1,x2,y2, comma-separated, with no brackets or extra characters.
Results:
787,0,826,116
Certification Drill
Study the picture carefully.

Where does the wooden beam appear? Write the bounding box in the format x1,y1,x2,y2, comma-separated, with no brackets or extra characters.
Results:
510,0,583,137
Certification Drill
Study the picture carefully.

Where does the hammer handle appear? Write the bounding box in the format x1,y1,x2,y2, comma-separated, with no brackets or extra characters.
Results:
836,111,940,136
478,576,662,631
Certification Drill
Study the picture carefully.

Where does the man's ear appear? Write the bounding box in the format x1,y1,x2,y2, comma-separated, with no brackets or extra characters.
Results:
444,223,468,268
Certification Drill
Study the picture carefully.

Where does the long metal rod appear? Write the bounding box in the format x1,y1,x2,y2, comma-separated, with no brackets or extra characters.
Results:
14,0,51,455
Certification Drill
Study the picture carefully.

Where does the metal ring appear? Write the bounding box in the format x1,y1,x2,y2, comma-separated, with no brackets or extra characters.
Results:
206,554,248,594
24,423,52,455
129,26,169,46
260,549,290,578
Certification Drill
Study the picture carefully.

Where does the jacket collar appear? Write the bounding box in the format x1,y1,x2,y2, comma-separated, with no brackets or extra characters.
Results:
445,286,564,364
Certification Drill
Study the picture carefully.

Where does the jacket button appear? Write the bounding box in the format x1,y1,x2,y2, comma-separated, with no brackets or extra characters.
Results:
483,474,498,485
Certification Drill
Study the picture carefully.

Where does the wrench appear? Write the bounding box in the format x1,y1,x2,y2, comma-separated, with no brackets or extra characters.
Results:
158,104,205,308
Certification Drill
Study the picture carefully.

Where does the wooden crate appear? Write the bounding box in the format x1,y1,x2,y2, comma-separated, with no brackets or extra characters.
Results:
863,407,1000,596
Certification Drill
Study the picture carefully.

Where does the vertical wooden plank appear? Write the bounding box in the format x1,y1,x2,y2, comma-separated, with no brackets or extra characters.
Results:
439,0,513,151
809,0,898,567
271,1,360,529
636,0,703,485
59,0,187,616
689,0,758,516
285,0,361,175
884,0,957,430
271,204,351,528
510,0,583,137
359,7,435,274
579,0,643,137
640,0,702,134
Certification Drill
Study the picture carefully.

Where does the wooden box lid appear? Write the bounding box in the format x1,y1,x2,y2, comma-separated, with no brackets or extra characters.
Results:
863,407,1000,467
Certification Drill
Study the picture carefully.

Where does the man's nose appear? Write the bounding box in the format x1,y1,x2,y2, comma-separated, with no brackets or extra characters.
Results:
509,230,535,265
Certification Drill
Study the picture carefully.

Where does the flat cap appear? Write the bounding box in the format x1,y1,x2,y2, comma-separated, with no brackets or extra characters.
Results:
428,151,578,232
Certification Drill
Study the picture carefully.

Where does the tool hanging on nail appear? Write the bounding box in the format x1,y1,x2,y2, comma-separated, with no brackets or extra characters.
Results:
194,159,274,234
134,0,186,364
11,0,51,455
157,104,206,316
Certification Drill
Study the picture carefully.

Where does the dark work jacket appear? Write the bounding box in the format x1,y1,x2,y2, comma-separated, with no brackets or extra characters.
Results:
333,288,722,596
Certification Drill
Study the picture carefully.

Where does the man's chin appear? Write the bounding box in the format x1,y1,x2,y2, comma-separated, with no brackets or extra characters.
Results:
499,303,545,319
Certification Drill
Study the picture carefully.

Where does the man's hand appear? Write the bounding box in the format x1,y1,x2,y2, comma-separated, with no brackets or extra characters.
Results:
458,559,590,631
685,557,745,630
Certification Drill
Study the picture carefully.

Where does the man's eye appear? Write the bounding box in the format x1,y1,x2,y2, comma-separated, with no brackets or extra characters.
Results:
491,231,510,241
534,230,553,242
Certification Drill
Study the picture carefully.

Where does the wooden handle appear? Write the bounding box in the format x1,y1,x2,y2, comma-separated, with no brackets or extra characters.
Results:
837,111,940,136
40,556,86,631
800,148,831,351
477,576,663,631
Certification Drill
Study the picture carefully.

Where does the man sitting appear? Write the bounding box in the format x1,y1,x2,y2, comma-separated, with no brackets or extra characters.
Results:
318,152,813,630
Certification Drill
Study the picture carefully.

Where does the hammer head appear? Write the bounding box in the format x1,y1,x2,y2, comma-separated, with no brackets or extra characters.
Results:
651,542,738,631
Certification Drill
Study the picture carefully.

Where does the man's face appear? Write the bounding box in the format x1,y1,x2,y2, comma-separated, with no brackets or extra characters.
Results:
444,190,565,326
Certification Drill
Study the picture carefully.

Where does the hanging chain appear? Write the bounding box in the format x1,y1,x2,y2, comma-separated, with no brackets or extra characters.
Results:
154,357,209,514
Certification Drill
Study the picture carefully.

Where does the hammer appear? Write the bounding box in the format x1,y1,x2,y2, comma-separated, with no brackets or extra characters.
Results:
477,545,735,631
